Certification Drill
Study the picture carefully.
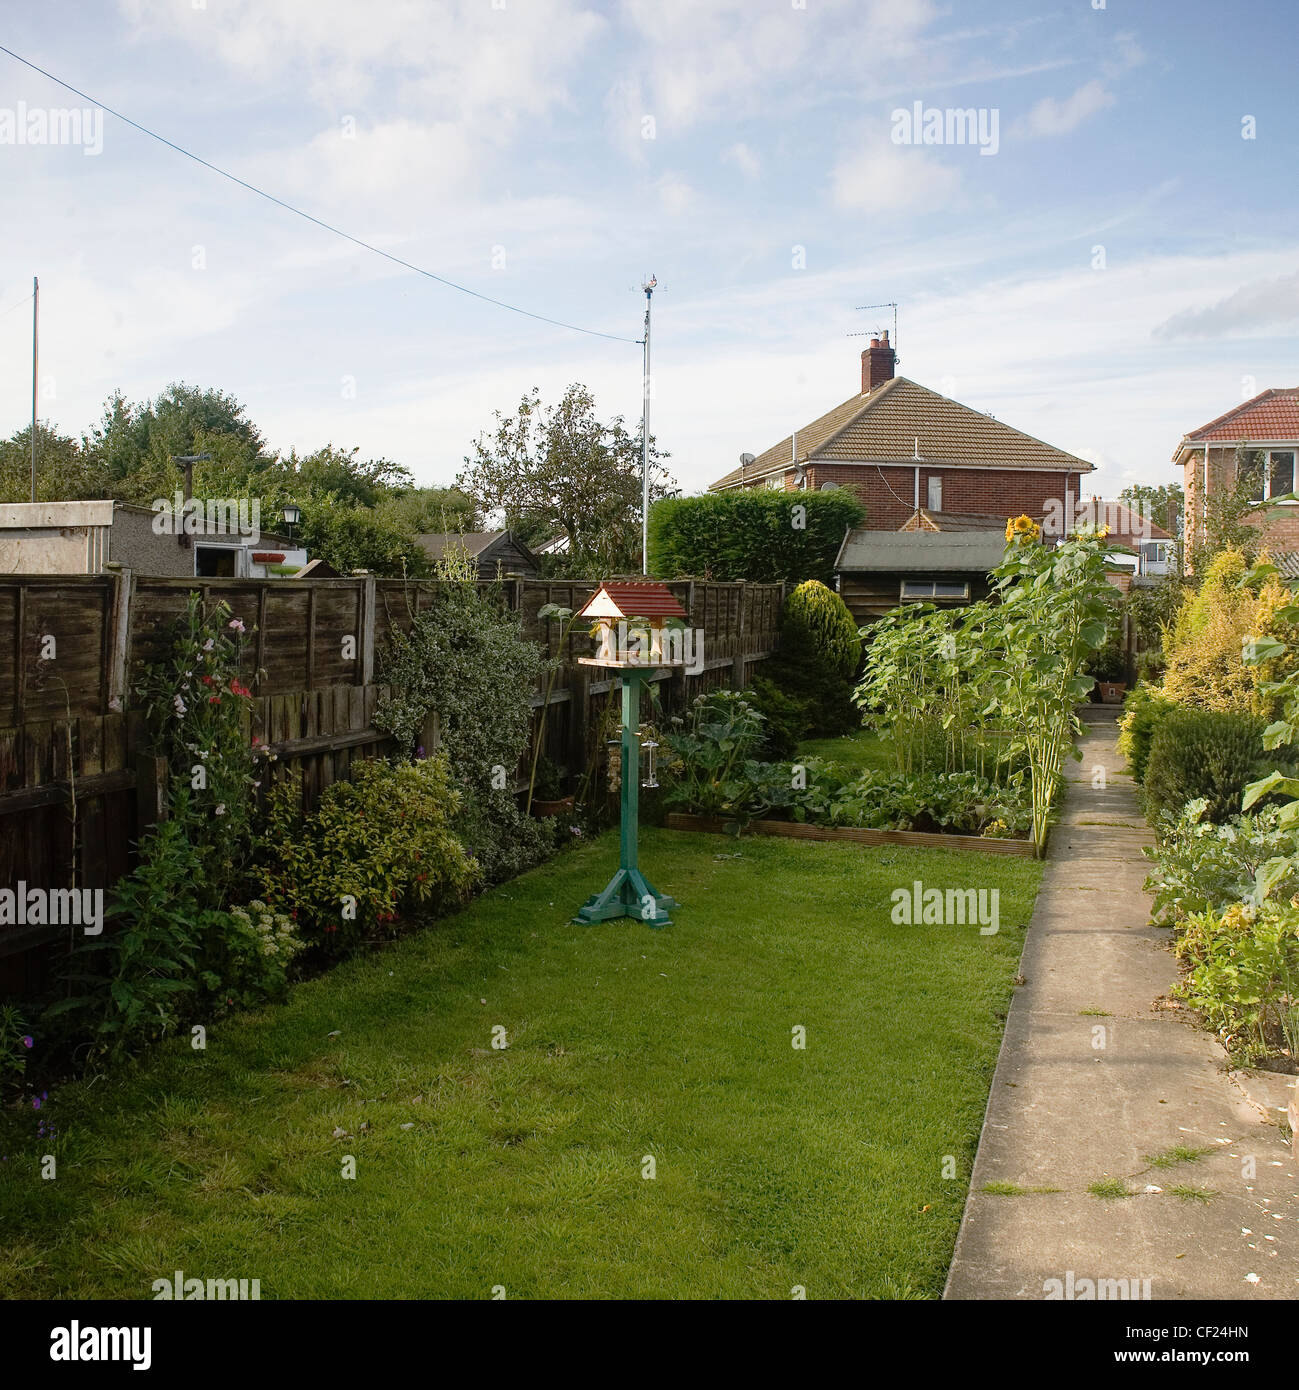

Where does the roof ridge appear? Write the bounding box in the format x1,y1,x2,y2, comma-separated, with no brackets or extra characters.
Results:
1182,387,1295,443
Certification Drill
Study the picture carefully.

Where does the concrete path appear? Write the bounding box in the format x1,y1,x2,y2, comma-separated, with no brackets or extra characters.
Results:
945,707,1299,1300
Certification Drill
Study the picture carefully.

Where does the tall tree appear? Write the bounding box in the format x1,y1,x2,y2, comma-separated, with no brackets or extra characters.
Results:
457,384,675,576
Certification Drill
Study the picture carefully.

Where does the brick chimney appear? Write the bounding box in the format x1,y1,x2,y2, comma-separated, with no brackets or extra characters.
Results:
861,331,895,392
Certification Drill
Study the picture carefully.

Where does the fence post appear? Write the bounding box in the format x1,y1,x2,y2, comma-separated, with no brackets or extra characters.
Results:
107,567,134,712
731,582,748,688
360,576,376,685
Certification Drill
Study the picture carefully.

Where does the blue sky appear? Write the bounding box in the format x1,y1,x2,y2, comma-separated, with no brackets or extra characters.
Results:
1,0,1296,500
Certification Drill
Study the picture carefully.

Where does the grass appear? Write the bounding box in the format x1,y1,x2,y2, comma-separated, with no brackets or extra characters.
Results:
1143,1144,1213,1170
981,1182,1061,1196
1167,1184,1218,1204
1087,1178,1136,1200
0,828,1041,1301
796,729,896,775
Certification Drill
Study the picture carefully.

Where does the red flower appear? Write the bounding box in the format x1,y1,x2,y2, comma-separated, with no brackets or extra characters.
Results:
208,695,221,704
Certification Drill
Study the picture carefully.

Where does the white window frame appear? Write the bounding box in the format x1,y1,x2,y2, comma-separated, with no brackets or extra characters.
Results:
926,476,942,511
900,579,970,601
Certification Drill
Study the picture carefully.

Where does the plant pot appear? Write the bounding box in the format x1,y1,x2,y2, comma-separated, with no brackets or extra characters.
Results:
531,796,574,818
1099,681,1127,704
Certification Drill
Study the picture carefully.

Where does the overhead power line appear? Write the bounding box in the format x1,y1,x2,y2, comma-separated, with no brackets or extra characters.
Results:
0,44,641,346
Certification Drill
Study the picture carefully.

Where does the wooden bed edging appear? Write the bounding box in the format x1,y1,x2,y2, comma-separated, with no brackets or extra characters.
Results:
664,812,1039,857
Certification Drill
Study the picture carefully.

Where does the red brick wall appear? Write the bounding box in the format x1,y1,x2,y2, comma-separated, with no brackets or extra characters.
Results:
1245,507,1299,550
804,464,1083,532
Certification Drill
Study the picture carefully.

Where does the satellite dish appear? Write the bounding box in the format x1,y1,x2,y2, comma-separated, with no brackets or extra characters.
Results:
819,481,839,491
739,453,756,467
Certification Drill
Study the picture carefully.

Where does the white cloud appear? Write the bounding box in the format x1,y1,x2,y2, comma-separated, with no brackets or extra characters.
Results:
1012,80,1114,139
831,129,962,213
721,142,761,178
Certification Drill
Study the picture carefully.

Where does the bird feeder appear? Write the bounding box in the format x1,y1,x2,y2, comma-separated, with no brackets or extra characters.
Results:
572,580,687,928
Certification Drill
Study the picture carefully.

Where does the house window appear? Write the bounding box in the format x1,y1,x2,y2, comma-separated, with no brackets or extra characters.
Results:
926,476,942,511
900,579,970,601
766,475,786,490
1269,451,1295,499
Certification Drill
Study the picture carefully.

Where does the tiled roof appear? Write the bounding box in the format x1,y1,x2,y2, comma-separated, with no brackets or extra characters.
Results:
1177,388,1299,450
416,531,506,558
711,377,1095,489
903,509,1016,533
580,581,688,620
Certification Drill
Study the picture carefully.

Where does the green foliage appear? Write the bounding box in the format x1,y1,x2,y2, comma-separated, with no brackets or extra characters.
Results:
1174,899,1299,1064
663,692,1031,837
375,583,551,883
989,528,1115,855
1144,708,1267,824
47,811,292,1060
0,1005,33,1087
133,592,260,902
648,489,865,586
784,580,861,679
0,422,111,503
1143,800,1299,925
295,500,430,577
457,383,675,577
1118,683,1177,783
254,758,479,958
744,675,813,758
661,690,769,826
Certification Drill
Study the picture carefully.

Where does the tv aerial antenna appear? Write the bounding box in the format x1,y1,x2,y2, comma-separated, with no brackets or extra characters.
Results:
848,301,899,361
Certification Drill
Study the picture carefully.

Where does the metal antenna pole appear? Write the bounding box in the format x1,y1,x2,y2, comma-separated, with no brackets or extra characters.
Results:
641,276,655,575
30,276,38,503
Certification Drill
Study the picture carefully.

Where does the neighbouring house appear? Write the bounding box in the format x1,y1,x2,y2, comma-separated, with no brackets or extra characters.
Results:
415,530,540,579
1071,498,1175,577
709,333,1095,530
835,526,1006,624
1174,387,1299,570
0,500,307,577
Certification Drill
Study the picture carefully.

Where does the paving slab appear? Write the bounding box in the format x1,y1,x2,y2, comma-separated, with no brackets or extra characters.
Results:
945,711,1299,1301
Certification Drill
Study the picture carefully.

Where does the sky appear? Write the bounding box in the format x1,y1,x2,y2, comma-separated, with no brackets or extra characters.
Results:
1,0,1297,501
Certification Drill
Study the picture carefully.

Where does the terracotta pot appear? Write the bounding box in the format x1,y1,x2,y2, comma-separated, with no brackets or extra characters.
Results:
531,795,575,818
1099,681,1127,704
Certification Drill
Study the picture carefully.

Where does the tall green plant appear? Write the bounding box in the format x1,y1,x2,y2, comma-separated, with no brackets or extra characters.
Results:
987,527,1113,856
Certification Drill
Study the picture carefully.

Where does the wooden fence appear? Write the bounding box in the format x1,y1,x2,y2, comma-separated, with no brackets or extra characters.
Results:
0,573,783,993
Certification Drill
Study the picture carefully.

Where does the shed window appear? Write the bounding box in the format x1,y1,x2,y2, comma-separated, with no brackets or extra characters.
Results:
900,579,970,601
926,476,942,511
196,546,237,577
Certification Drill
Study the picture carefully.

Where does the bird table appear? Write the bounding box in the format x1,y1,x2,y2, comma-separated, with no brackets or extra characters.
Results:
572,581,687,928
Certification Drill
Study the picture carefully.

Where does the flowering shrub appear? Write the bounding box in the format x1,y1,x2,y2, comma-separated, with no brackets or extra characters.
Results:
135,591,261,900
1174,898,1299,1064
253,756,479,958
215,901,302,1006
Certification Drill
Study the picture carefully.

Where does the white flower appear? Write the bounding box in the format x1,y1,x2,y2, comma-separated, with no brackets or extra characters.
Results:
215,803,226,816
228,618,246,634
173,695,187,715
202,639,215,651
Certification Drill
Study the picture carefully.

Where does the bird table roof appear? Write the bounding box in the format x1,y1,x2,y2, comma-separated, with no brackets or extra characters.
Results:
578,581,688,621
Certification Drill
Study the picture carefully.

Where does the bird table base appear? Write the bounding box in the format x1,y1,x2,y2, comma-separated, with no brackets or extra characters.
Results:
573,866,677,928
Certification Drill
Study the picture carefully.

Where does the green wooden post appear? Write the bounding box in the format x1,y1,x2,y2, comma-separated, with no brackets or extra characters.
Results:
573,668,678,927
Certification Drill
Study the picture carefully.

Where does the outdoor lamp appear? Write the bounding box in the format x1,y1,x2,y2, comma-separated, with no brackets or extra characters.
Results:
280,502,301,539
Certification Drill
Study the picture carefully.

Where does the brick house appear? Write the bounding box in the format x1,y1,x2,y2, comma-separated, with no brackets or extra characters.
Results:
1174,387,1299,569
709,334,1095,531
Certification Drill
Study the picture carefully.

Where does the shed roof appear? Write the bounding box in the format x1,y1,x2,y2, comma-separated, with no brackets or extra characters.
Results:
836,528,1007,574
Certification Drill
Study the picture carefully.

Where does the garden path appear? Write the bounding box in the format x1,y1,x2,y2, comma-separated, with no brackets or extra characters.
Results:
945,707,1299,1300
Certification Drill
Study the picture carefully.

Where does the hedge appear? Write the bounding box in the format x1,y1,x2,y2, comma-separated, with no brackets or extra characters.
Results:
648,490,865,586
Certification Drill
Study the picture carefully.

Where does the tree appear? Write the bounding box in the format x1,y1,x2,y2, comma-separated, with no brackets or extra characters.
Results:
1118,482,1183,539
0,422,111,503
373,485,479,536
457,384,675,576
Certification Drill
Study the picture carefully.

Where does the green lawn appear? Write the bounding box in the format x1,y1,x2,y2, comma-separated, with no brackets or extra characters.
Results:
796,728,896,774
0,828,1040,1300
